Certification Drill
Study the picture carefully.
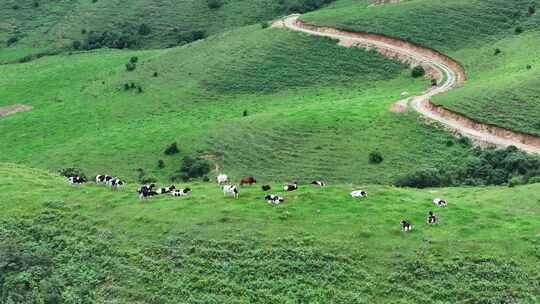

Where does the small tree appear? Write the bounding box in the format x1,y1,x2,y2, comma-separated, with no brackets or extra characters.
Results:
158,160,165,169
7,37,18,46
411,65,425,78
207,0,223,9
515,27,524,35
153,71,158,77
72,40,82,50
494,48,501,55
130,56,138,63
137,86,143,93
369,151,384,164
243,110,248,117
164,142,180,155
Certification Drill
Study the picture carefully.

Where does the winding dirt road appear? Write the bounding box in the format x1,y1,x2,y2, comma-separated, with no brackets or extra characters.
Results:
278,14,540,154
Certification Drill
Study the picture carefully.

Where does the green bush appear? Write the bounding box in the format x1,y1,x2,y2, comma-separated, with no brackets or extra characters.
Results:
138,24,151,36
126,62,136,71
394,168,444,188
368,151,383,164
411,65,425,78
130,56,138,63
58,167,86,179
494,48,501,55
164,142,180,155
261,22,270,29
72,40,82,50
207,0,223,9
528,176,540,184
176,155,211,181
508,176,523,187
158,159,165,169
6,37,18,46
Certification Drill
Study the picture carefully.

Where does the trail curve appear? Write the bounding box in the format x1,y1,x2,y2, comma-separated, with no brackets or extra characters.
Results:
279,14,540,154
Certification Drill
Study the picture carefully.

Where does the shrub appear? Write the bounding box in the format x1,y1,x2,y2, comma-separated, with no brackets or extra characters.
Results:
6,37,18,46
138,24,151,36
411,66,425,78
124,83,130,90
394,168,443,188
130,56,138,63
153,71,158,77
528,176,540,184
137,86,143,93
368,151,383,164
207,0,224,9
528,6,536,16
164,142,180,155
72,40,82,50
158,160,165,169
177,155,211,180
445,140,454,147
261,22,270,29
58,167,86,179
126,62,136,71
243,110,248,117
177,30,206,44
457,136,472,147
203,176,210,182
494,48,501,55
508,176,522,187
431,78,437,86
526,65,532,70
515,27,523,34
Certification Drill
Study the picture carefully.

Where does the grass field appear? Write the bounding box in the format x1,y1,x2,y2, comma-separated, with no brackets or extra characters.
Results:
0,24,479,184
1,163,539,303
302,0,540,136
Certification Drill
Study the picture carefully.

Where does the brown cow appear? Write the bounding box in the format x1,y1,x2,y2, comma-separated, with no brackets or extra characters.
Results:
240,176,257,186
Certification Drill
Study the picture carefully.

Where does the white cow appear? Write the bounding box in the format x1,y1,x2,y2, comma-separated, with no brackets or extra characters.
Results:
350,190,368,198
433,198,448,207
223,185,239,199
217,174,229,185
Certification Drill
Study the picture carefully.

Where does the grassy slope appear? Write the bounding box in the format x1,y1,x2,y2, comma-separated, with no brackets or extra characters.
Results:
0,0,322,63
1,163,539,303
0,25,475,184
302,0,540,136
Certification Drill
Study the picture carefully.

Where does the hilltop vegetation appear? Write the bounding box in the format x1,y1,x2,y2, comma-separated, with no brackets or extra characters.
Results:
1,164,539,303
302,0,540,135
0,0,336,63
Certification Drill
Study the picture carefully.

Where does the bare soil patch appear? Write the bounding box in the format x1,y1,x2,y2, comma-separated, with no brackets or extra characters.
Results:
0,104,32,118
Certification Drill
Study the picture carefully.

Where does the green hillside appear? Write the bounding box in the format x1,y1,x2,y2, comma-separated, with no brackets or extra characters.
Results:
1,24,479,184
302,0,540,135
1,163,539,303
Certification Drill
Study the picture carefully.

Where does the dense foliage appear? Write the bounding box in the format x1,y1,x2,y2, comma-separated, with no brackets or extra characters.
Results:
395,145,540,188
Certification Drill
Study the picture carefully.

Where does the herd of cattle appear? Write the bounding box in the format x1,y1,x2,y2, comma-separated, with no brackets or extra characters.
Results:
68,173,448,232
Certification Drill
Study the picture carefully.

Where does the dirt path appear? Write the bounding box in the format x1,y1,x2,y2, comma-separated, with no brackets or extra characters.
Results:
0,104,32,118
278,14,540,154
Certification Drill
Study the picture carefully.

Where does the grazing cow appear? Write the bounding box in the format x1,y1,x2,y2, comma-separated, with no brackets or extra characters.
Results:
137,183,156,194
110,178,124,189
283,182,298,192
68,176,86,184
311,180,325,187
265,194,284,205
350,190,368,198
96,175,113,184
427,211,438,225
433,198,448,207
156,185,176,194
217,174,229,185
240,176,257,186
171,188,192,197
139,188,158,200
223,185,239,199
400,220,413,232
261,185,272,191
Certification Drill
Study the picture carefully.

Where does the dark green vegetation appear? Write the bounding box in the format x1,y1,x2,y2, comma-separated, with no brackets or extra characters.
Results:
396,145,540,188
302,0,540,135
1,164,539,303
0,0,336,63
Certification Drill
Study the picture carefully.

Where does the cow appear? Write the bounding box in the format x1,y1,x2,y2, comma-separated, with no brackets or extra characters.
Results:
156,185,176,194
96,175,113,184
400,220,413,232
240,176,257,186
433,198,448,207
68,176,86,184
171,188,192,197
427,211,438,225
137,183,156,194
139,188,158,200
311,180,325,187
261,185,272,191
217,174,229,185
223,185,239,199
265,194,284,205
283,182,298,192
350,190,368,198
110,178,124,189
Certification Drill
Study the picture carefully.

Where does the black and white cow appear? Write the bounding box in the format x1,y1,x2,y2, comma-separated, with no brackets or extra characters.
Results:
311,180,325,187
427,211,438,225
68,176,86,184
265,194,284,205
139,188,158,200
95,175,114,184
433,198,448,207
350,190,368,198
137,183,156,194
400,220,413,232
223,185,239,199
262,185,272,191
283,182,298,192
156,185,176,194
171,188,192,197
110,178,124,189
